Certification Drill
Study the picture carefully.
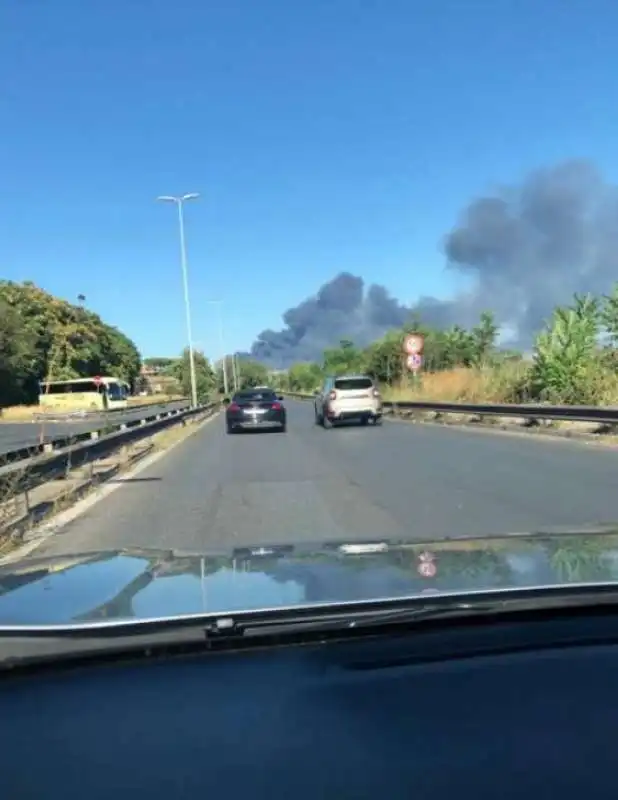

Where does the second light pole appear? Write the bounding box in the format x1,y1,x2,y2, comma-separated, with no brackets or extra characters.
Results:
157,192,199,407
206,299,229,396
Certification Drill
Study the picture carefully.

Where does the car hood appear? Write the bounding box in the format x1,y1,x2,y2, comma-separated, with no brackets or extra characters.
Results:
2,529,618,625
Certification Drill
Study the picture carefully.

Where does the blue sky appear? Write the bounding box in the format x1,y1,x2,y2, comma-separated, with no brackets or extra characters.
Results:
2,0,618,361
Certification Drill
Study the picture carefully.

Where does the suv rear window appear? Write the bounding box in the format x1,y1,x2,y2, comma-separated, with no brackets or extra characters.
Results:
334,378,373,391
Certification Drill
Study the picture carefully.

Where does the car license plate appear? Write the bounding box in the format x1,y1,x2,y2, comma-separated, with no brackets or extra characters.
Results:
244,408,266,415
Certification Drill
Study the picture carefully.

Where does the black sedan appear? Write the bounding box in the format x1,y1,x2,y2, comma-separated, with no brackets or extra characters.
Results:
224,389,287,434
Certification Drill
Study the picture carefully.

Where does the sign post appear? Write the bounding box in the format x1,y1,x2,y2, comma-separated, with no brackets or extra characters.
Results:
402,333,425,383
93,376,107,409
417,550,437,579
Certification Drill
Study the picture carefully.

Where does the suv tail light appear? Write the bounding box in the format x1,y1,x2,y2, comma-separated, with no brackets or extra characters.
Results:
228,402,240,412
328,390,337,401
271,402,282,411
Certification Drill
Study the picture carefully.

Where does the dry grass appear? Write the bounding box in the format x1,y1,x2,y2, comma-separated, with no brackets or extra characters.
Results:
579,368,618,407
0,405,77,421
0,394,187,422
381,362,618,408
127,393,186,407
381,365,528,404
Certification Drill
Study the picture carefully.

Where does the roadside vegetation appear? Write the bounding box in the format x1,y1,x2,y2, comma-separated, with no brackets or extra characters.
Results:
272,288,618,406
0,281,271,413
147,350,271,404
0,281,142,408
6,280,618,414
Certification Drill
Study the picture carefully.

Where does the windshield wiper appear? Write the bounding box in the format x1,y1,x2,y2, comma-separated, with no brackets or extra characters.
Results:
0,599,486,642
199,600,480,639
3,583,618,644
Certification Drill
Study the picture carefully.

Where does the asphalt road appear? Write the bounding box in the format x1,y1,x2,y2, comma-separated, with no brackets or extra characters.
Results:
0,401,189,455
32,399,618,558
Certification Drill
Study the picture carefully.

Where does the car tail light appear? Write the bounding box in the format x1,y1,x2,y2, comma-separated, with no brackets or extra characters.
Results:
271,402,282,411
228,402,240,412
328,390,337,401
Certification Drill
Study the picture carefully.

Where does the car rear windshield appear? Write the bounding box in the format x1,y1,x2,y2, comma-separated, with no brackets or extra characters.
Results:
334,378,373,391
234,391,277,402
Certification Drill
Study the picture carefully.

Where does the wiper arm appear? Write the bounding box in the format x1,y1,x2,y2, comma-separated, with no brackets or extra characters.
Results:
206,601,481,638
0,598,494,642
3,584,618,644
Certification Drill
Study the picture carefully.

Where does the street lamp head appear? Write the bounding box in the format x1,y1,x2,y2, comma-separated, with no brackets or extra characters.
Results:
157,193,199,203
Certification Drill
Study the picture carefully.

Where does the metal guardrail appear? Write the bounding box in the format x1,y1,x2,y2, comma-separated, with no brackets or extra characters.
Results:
0,401,222,497
282,392,618,426
0,401,192,467
28,397,189,422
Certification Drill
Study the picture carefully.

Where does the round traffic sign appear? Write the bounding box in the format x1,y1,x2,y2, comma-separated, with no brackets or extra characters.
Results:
404,334,424,355
418,561,437,578
406,353,422,372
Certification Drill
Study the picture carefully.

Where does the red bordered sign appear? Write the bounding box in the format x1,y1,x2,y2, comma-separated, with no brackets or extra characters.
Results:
417,550,437,578
404,334,425,355
418,561,437,578
406,353,423,372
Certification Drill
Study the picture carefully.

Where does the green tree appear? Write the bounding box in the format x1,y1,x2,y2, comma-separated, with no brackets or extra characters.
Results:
470,311,499,366
529,293,599,403
173,348,216,403
0,281,143,406
365,331,403,383
323,339,365,375
0,299,37,406
288,362,323,392
143,357,177,371
236,357,269,389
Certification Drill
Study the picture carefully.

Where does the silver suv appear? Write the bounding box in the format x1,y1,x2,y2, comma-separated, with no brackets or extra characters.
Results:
314,374,383,428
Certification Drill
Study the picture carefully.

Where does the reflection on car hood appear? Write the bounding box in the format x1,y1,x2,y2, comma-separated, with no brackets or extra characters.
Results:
2,529,618,625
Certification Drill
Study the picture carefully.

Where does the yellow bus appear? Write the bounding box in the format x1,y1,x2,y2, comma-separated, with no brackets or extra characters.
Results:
39,376,130,411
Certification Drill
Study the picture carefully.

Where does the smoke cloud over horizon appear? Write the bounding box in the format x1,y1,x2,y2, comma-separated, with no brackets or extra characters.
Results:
249,160,618,368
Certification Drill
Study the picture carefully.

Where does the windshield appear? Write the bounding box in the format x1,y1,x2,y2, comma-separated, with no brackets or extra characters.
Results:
334,378,373,391
40,381,104,395
2,3,618,636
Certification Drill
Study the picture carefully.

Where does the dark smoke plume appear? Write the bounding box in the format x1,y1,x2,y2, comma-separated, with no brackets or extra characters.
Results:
249,273,410,366
250,160,618,367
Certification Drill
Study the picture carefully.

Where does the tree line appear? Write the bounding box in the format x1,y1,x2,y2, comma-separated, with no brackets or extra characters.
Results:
271,286,618,406
0,281,142,407
147,351,272,403
5,279,618,409
0,280,276,408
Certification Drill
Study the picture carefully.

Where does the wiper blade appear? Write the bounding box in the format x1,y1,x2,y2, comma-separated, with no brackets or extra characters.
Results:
0,599,499,642
3,583,618,643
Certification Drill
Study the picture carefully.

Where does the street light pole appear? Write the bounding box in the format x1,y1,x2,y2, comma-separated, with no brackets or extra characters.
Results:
232,353,239,392
157,193,199,407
